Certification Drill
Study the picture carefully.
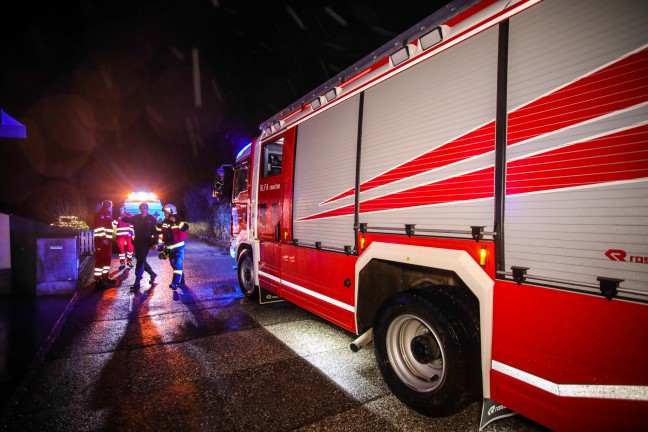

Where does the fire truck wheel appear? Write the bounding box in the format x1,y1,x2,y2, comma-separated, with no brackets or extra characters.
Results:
374,290,475,417
237,250,257,298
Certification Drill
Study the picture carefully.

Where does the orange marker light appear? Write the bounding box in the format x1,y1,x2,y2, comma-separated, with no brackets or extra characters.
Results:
479,247,487,267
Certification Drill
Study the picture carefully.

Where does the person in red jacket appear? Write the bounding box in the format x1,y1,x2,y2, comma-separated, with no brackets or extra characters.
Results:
158,203,189,289
113,205,135,270
93,200,117,289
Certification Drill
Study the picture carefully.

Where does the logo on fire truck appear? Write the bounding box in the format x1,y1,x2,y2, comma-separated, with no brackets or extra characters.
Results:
605,249,648,263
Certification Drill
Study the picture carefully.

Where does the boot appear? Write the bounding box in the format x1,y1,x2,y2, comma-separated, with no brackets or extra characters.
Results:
127,261,134,268
102,276,118,288
179,273,187,289
149,271,157,285
131,278,142,292
169,273,181,290
95,279,104,289
119,262,126,270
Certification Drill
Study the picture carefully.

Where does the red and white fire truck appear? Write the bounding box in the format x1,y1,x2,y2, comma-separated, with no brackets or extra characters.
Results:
227,0,648,429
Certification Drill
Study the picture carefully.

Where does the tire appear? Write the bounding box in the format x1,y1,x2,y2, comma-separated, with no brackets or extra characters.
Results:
373,290,479,417
237,250,257,299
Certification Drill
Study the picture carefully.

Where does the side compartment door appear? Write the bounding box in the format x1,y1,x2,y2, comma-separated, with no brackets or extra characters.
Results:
256,132,288,293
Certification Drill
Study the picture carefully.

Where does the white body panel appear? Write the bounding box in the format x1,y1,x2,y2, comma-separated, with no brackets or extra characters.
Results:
293,95,360,249
505,0,648,293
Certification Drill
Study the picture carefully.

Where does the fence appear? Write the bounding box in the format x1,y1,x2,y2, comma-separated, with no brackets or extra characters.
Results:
80,230,94,255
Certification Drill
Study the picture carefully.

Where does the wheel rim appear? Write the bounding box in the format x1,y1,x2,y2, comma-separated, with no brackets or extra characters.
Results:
386,313,445,392
239,256,254,295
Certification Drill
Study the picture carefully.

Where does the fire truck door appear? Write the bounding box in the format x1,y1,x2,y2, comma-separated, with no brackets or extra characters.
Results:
256,136,286,293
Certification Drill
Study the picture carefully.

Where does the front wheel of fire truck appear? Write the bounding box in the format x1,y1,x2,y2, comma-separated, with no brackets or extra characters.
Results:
374,290,477,417
237,250,257,299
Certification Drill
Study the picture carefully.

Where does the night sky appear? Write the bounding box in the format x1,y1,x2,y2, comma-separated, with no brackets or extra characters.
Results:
1,0,451,221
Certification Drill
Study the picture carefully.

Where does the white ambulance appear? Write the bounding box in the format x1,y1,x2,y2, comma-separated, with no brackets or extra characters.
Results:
123,192,163,222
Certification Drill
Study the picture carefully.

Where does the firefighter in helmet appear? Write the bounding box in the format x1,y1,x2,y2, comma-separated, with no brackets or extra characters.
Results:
93,200,118,289
113,205,135,270
158,203,190,289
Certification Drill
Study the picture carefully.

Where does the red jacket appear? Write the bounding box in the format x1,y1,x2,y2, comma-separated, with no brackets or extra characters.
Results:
93,207,113,243
159,217,189,250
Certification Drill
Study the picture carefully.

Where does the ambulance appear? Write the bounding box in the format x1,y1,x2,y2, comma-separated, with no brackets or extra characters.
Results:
123,192,163,222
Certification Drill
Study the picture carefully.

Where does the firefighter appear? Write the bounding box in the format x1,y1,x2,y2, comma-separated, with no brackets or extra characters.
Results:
93,200,118,289
113,205,134,270
121,202,159,291
158,203,190,289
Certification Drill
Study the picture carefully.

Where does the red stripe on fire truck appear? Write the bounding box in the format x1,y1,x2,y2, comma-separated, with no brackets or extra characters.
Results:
319,45,648,206
299,122,648,221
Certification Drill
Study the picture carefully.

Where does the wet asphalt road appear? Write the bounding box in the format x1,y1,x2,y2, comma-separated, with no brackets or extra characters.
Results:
0,237,546,431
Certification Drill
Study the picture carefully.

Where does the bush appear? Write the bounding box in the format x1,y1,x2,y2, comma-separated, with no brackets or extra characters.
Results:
51,215,90,230
183,183,231,251
183,184,217,222
39,199,95,229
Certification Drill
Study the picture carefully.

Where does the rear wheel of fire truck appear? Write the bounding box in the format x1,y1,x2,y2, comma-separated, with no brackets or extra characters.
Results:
374,289,478,417
237,250,257,298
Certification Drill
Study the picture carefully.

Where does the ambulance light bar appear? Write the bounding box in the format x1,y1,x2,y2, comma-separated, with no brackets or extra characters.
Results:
129,192,157,200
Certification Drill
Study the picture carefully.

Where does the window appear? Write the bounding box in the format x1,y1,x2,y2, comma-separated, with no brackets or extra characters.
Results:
262,138,284,178
233,164,249,200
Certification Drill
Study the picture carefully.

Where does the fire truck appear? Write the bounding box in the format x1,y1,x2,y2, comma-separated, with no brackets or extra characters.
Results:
227,0,648,429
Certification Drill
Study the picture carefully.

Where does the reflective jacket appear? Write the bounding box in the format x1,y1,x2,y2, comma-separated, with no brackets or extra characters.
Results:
112,213,134,238
159,217,189,250
93,207,113,243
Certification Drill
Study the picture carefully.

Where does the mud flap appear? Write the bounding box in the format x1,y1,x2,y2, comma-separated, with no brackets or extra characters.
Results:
479,398,516,430
259,286,284,304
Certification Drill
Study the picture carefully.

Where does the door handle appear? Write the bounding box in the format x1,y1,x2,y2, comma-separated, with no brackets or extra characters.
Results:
275,221,281,241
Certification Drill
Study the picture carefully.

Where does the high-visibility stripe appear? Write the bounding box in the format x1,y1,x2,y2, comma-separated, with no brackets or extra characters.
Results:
492,360,648,401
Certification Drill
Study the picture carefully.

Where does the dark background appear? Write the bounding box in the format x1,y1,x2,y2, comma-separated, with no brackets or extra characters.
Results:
0,0,450,221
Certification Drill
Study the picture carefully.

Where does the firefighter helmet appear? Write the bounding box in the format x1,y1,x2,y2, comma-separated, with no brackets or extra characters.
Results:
163,203,177,215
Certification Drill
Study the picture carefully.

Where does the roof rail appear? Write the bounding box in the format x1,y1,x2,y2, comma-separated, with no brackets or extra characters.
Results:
259,0,479,132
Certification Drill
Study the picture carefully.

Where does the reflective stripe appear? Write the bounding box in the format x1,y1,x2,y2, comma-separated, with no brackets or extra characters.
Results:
258,271,355,313
173,270,183,275
492,360,648,401
168,242,185,249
